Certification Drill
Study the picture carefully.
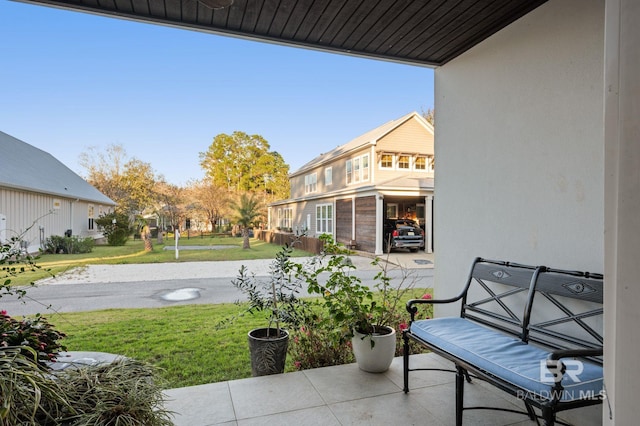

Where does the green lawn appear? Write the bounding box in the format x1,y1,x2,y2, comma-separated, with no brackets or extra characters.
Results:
54,287,432,389
7,236,432,389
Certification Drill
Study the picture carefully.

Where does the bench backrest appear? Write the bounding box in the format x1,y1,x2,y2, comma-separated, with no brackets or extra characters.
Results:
461,259,604,365
526,267,604,365
461,258,539,341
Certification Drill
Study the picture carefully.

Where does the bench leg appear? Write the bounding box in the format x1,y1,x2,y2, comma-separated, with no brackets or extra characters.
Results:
541,407,555,426
456,366,466,426
523,401,537,422
402,330,410,393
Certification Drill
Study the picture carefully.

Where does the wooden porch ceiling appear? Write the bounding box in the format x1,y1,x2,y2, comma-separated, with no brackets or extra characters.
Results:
17,0,547,67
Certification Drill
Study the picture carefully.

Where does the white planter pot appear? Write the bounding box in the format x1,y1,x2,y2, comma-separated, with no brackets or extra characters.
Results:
351,326,396,373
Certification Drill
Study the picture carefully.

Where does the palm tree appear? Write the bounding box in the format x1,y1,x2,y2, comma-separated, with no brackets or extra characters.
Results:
232,193,262,249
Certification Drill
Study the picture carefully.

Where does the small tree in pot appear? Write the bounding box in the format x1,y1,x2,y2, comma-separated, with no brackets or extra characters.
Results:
298,235,418,373
228,242,309,376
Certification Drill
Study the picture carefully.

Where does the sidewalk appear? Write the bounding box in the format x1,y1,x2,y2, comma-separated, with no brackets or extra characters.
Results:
38,251,433,285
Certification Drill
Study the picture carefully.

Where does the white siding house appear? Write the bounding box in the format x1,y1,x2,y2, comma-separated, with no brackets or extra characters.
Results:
0,131,116,252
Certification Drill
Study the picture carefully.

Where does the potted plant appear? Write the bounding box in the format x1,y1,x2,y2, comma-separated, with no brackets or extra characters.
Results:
298,236,417,373
228,242,308,376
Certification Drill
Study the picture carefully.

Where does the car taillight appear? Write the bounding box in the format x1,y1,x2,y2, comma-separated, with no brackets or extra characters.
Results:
392,230,399,237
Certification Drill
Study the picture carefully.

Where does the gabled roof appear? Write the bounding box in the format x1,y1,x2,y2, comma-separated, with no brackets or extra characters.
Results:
0,131,116,205
291,111,433,177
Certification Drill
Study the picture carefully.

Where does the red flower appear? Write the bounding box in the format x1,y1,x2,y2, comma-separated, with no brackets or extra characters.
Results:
421,293,432,300
398,322,408,331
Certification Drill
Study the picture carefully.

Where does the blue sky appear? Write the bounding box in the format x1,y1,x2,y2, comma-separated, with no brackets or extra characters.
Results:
1,1,434,186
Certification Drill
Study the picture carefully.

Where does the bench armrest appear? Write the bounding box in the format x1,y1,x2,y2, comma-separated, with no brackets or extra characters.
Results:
548,347,603,361
406,293,464,321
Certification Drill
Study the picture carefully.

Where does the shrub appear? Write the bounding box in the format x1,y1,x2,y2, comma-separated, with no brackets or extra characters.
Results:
0,310,67,365
0,346,71,426
44,235,95,254
288,319,354,370
96,212,132,246
54,358,173,426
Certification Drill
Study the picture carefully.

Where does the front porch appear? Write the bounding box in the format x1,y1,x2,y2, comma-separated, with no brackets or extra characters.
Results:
164,352,598,425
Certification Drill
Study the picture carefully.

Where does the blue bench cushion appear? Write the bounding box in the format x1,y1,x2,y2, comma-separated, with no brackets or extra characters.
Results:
410,317,603,402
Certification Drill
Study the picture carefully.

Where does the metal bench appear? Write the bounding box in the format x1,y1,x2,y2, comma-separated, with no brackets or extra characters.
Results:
402,257,604,426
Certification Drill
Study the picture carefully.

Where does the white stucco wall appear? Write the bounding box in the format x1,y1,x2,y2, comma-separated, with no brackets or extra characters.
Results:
435,0,604,295
434,0,604,423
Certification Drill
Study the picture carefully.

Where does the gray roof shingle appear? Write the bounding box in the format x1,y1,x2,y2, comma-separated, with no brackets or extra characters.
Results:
0,131,115,205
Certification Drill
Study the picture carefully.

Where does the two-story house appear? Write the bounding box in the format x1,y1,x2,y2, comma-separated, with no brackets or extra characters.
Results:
268,111,434,255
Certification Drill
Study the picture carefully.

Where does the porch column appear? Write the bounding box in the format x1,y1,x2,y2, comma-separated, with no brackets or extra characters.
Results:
267,207,271,230
604,0,640,424
375,194,384,255
425,195,434,253
352,197,356,241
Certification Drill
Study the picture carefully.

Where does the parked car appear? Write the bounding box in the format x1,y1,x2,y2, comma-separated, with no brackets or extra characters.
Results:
383,219,425,252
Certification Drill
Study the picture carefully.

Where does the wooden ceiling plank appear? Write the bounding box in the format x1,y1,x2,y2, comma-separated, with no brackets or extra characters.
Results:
316,0,366,45
290,0,333,40
181,0,198,22
253,0,281,34
338,0,397,50
360,0,441,53
268,0,299,37
279,0,315,39
113,0,134,13
164,0,183,20
239,0,261,32
148,0,166,17
131,0,150,15
381,0,471,57
329,0,382,47
304,0,347,43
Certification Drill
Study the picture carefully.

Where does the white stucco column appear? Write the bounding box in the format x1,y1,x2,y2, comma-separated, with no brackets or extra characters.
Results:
604,0,640,424
375,194,384,255
425,195,434,253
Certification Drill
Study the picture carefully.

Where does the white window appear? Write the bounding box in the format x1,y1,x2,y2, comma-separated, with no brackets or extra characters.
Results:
279,208,292,229
305,173,317,193
325,167,333,185
346,154,370,184
398,155,410,169
353,157,361,183
386,203,398,218
362,154,369,180
88,204,95,230
316,203,333,235
415,156,427,171
380,153,394,169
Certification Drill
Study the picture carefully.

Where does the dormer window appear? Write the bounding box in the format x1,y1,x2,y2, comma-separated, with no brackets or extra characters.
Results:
398,155,410,169
380,154,394,169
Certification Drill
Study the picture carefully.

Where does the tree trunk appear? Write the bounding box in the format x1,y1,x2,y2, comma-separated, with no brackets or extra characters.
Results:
242,228,250,249
142,226,153,252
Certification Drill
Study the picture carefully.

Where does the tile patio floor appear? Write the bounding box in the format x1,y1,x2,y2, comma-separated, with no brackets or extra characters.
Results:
163,353,572,426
